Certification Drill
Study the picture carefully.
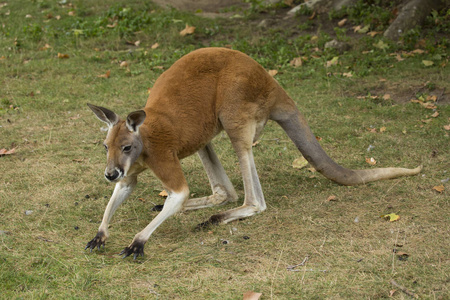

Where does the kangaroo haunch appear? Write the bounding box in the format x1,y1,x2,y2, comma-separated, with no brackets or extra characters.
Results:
85,48,422,259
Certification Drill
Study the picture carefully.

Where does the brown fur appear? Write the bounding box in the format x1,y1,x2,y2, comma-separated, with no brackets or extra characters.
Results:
86,48,421,258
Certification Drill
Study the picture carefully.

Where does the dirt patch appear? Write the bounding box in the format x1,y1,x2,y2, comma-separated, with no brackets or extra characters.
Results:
369,82,449,105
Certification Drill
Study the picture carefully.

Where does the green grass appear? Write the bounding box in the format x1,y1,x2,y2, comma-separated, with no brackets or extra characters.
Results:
1,0,449,299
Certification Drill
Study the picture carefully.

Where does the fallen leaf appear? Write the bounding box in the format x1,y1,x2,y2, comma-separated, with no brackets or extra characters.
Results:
426,95,437,102
412,49,425,54
338,18,347,27
268,69,278,76
97,70,111,78
107,22,117,28
290,57,302,67
0,148,16,156
292,156,308,169
421,119,432,124
252,141,260,147
358,24,370,33
327,195,337,201
395,54,404,62
379,126,386,133
444,125,450,130
180,24,196,36
381,213,400,222
159,190,168,197
25,14,32,18
342,72,352,78
68,11,75,16
243,291,262,300
151,42,159,49
366,157,377,165
373,40,389,50
134,40,141,47
422,60,434,66
367,31,382,37
383,94,391,100
119,61,128,68
39,43,52,51
431,111,439,118
432,185,444,193
326,56,339,68
389,289,397,297
57,53,69,59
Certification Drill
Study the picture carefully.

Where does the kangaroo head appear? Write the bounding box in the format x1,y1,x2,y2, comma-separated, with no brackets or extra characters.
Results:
87,103,146,182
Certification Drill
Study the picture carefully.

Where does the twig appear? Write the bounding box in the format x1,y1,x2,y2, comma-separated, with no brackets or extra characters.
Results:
287,256,309,271
390,280,419,299
271,248,284,300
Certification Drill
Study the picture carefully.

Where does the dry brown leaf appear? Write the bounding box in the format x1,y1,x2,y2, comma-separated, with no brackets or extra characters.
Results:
444,124,450,130
431,111,439,118
0,148,16,156
367,31,382,37
107,22,117,28
97,70,111,78
159,190,168,197
151,42,159,49
432,185,444,193
243,291,262,300
389,289,397,297
338,18,347,27
119,61,128,68
421,119,432,124
290,57,302,67
180,24,196,36
252,141,260,147
327,195,337,201
395,54,404,62
366,157,377,165
57,53,69,59
380,126,386,133
426,95,437,102
342,72,352,77
68,11,75,16
382,94,391,100
268,69,278,76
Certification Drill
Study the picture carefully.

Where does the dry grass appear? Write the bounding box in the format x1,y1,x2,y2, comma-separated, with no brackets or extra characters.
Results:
1,0,449,299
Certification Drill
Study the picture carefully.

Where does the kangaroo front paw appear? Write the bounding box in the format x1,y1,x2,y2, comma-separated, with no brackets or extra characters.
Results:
85,231,107,252
119,240,145,260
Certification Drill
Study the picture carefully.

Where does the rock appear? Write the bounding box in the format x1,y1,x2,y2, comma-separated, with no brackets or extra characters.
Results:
324,39,351,53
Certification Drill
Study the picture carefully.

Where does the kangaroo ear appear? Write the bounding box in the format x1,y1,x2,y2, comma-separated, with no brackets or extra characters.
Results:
126,110,146,133
87,103,119,127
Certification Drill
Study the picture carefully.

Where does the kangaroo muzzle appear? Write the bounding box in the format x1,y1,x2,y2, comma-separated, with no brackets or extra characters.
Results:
105,168,123,182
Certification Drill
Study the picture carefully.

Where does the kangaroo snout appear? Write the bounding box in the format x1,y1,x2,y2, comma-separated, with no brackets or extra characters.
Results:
105,168,122,182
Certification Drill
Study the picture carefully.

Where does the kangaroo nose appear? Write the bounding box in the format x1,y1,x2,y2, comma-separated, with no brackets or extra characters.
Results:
105,170,120,182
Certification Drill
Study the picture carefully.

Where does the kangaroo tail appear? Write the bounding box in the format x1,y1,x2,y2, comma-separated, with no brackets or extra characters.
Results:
276,111,422,186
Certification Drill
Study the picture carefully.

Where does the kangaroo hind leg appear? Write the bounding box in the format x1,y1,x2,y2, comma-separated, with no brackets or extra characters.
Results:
198,124,266,228
184,143,238,210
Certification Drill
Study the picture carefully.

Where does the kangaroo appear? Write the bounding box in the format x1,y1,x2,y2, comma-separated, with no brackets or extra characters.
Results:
85,47,421,259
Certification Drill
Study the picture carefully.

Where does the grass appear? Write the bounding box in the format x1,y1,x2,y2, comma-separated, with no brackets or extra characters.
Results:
1,0,449,299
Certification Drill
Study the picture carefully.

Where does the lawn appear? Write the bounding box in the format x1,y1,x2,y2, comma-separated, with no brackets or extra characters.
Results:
0,0,449,299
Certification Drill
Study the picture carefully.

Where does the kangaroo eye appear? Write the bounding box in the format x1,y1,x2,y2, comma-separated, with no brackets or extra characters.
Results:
123,145,132,152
